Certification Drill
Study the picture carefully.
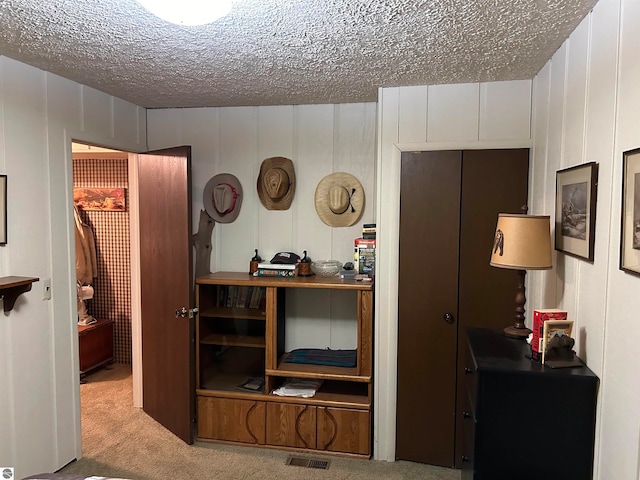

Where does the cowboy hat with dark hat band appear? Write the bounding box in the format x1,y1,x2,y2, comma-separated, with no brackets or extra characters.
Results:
314,172,365,227
257,157,296,210
203,173,243,223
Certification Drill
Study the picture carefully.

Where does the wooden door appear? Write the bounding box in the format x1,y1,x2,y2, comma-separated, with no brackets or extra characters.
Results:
397,150,462,465
197,396,266,444
136,147,194,443
266,403,316,449
454,148,529,467
396,149,529,467
317,407,370,455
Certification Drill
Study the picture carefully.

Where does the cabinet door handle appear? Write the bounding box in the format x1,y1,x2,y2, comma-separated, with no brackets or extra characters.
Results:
462,411,471,419
443,313,455,324
464,367,474,375
461,455,470,463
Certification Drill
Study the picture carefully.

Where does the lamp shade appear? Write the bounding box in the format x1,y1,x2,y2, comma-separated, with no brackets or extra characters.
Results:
490,214,552,270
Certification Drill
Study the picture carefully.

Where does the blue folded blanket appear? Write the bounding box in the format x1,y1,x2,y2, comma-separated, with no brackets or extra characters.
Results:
283,348,356,367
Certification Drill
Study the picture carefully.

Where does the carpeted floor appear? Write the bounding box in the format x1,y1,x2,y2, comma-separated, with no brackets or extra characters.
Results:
61,364,461,480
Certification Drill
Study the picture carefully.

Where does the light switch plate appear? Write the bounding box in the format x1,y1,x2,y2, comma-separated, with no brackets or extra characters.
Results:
43,278,51,300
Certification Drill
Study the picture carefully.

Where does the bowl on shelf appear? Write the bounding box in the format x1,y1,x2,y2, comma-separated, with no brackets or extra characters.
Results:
311,260,343,277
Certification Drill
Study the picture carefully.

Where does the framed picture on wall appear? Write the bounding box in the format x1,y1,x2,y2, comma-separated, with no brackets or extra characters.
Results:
0,175,6,245
555,162,598,261
620,148,640,276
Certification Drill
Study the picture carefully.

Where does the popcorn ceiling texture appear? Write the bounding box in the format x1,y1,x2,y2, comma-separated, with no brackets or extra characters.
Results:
0,0,597,108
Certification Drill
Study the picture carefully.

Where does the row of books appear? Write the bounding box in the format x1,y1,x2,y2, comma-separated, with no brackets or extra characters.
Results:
531,309,574,364
216,285,266,309
253,261,297,277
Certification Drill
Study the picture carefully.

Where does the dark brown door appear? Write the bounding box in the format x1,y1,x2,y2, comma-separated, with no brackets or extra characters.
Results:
136,146,194,444
397,151,462,465
396,149,528,467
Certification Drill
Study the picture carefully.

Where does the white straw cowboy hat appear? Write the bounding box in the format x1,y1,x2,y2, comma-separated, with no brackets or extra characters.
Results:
314,172,365,227
257,157,296,210
203,173,243,223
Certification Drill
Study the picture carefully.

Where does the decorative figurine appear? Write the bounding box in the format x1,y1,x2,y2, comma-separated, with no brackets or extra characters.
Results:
298,250,313,276
250,249,262,275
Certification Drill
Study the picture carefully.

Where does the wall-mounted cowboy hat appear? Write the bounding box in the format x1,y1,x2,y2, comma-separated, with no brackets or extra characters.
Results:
203,173,243,223
314,172,365,227
257,157,296,210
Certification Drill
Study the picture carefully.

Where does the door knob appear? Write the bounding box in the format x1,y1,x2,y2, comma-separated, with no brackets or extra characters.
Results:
175,307,198,318
443,313,455,324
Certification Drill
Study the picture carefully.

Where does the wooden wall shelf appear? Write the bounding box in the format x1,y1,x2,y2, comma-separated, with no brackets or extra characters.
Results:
0,276,39,312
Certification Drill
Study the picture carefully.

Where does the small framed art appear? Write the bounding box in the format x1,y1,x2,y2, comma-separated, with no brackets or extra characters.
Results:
555,162,598,261
620,148,640,276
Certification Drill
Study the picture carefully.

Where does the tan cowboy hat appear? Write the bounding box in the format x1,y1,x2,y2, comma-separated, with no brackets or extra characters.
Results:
314,172,365,227
257,157,296,210
203,173,243,223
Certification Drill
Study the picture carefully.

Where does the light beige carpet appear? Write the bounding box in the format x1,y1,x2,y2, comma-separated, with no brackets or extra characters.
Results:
61,364,461,480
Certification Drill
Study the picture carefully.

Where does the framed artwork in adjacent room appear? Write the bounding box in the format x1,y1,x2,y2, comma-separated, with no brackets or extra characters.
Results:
0,175,6,245
555,162,598,261
74,187,126,211
620,148,640,276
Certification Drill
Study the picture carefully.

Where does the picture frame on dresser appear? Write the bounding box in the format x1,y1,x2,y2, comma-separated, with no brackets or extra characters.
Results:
555,162,598,261
0,175,6,245
620,147,640,276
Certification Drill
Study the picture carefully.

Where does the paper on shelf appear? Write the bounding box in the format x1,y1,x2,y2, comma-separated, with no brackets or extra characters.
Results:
271,378,323,398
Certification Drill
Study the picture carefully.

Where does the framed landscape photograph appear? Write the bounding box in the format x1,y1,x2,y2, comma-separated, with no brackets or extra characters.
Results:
620,148,640,276
555,162,598,261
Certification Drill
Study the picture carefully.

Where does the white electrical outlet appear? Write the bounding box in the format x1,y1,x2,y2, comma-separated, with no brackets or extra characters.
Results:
42,278,51,300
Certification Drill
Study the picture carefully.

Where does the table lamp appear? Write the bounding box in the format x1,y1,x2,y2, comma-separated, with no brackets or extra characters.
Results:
490,212,552,339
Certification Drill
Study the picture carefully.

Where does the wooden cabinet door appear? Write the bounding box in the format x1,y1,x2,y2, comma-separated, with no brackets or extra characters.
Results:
317,407,370,455
266,403,316,449
197,396,265,444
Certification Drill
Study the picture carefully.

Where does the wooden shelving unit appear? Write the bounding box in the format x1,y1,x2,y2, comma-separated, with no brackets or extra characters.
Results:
194,271,374,457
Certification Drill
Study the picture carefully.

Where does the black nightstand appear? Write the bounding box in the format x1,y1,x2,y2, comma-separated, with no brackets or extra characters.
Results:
461,327,599,480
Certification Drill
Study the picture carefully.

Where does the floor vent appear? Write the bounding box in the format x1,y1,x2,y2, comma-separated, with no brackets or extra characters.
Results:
285,455,330,469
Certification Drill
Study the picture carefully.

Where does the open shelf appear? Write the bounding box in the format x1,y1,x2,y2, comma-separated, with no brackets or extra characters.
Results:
201,333,265,348
0,276,39,312
267,356,370,382
199,306,266,320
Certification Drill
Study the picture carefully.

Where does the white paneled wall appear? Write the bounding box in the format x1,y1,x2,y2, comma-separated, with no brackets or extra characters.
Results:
147,103,376,353
148,104,376,270
530,0,640,478
376,80,532,461
0,56,146,479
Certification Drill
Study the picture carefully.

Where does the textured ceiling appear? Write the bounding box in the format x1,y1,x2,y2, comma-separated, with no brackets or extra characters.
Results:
0,0,598,108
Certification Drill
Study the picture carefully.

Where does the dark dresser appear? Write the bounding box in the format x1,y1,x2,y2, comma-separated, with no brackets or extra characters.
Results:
461,328,599,480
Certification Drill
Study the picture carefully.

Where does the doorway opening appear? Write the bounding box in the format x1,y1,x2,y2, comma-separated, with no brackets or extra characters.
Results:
71,142,136,418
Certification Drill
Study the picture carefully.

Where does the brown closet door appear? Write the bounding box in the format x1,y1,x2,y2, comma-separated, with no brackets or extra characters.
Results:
397,150,462,465
454,148,529,467
396,149,529,468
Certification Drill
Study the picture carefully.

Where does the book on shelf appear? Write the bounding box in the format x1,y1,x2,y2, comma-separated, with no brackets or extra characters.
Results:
542,319,574,364
362,223,376,239
254,268,297,277
237,376,265,393
531,309,568,362
354,237,376,275
256,262,297,270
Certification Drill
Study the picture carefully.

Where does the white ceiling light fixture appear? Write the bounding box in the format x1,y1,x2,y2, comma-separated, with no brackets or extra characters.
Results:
136,0,233,26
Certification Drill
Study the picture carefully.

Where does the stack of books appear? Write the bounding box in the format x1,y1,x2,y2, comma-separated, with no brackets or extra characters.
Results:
531,309,568,362
354,237,376,275
362,223,376,239
253,261,298,277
